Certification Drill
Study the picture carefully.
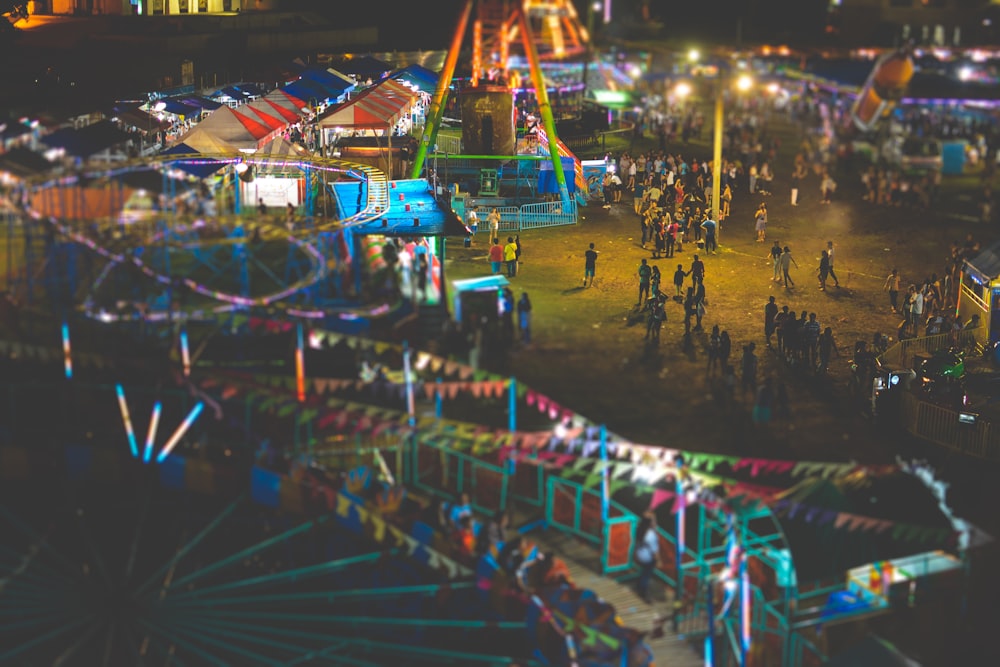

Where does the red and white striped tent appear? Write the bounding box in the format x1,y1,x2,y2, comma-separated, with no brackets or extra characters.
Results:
316,79,418,133
178,105,282,154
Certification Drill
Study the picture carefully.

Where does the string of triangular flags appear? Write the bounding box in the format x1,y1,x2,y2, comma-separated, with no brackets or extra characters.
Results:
0,337,115,370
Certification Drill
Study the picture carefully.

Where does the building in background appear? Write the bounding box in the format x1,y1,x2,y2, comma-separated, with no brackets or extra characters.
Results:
829,0,1000,46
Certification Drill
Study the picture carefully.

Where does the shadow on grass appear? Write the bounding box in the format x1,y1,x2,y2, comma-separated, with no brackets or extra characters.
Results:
560,286,587,295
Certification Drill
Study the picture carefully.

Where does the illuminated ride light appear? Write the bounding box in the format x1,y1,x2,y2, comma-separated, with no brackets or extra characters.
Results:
115,384,139,458
143,402,162,464
156,402,205,464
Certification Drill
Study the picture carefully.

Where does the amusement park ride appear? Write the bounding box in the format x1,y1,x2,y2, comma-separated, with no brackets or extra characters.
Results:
0,4,979,666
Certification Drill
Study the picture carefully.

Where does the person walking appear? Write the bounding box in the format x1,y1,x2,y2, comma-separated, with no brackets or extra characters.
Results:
818,250,831,291
634,512,660,602
503,236,518,277
779,246,798,288
637,258,652,307
583,243,599,287
686,254,705,288
517,292,532,345
820,171,837,204
883,268,901,313
825,241,840,288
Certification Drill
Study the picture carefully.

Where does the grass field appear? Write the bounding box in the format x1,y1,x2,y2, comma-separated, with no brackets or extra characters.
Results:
443,110,997,465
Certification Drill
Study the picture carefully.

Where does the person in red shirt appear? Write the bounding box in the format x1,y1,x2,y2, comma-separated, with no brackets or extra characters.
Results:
488,240,504,275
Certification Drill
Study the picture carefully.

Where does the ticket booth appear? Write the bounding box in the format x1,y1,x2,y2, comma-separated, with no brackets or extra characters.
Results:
958,241,1000,346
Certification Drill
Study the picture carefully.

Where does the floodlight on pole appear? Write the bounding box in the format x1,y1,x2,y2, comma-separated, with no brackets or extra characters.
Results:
688,48,700,63
674,81,692,99
736,74,754,92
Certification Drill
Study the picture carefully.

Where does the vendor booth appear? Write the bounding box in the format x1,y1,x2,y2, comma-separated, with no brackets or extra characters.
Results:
317,79,420,179
451,275,509,326
957,240,1000,346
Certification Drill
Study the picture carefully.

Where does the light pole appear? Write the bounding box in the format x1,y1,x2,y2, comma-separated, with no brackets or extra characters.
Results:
710,73,752,246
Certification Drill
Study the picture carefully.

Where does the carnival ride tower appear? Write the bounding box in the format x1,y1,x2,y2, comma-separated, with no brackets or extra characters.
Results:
411,0,590,209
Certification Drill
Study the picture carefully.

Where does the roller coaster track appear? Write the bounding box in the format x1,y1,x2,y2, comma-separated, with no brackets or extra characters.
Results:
30,153,392,315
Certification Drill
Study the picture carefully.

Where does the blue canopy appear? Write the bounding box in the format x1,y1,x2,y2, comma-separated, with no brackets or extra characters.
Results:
41,121,130,158
299,68,354,96
282,78,340,105
159,99,201,118
390,64,439,92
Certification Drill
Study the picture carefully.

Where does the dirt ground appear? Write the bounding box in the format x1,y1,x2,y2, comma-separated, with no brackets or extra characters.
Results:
444,116,995,466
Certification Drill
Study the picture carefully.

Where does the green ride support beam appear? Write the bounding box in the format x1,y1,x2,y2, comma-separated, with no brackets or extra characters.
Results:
133,495,244,597
410,0,474,180
153,513,327,595
518,9,572,209
160,582,476,609
162,551,387,601
186,609,527,631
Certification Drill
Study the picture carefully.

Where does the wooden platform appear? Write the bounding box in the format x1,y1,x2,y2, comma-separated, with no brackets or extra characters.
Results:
529,528,703,667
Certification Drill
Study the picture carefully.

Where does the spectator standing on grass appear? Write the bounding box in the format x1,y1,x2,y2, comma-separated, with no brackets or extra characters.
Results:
687,254,705,287
637,259,652,307
517,292,532,345
489,239,504,275
755,204,768,243
764,296,778,347
818,326,839,374
701,216,718,255
769,240,782,282
753,377,774,427
504,237,518,277
707,325,722,376
883,268,901,313
488,208,501,239
583,243,598,287
741,343,758,396
673,264,686,298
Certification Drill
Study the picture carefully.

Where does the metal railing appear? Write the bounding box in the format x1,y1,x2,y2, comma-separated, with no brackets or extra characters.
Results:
877,327,981,369
434,134,463,155
470,201,578,234
900,391,1000,462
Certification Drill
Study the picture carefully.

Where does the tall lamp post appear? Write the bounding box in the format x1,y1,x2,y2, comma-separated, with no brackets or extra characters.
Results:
710,73,753,245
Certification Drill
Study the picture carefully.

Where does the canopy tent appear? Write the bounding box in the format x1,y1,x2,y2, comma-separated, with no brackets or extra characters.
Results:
316,79,418,131
0,147,55,181
40,120,131,159
160,143,227,178
265,89,310,116
170,96,223,113
157,99,202,120
774,473,955,580
112,106,172,134
333,55,392,80
241,101,288,133
282,78,344,107
177,106,281,154
390,64,439,92
258,98,302,124
256,136,307,160
298,68,355,97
